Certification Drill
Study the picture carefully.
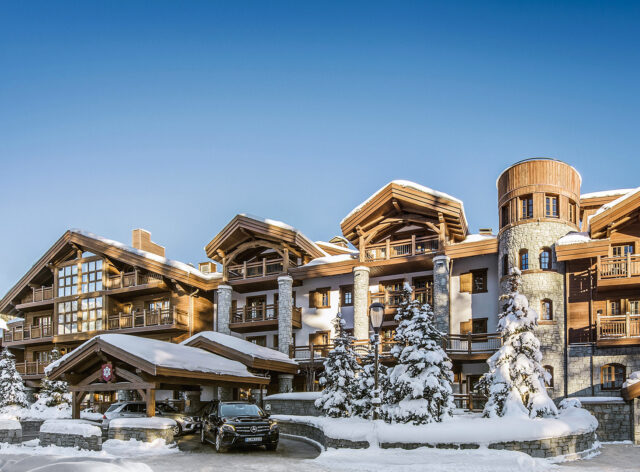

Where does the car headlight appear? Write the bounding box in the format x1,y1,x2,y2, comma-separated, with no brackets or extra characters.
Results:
270,421,278,430
221,424,236,432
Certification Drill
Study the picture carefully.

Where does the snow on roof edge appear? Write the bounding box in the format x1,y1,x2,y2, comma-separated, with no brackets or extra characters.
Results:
581,189,635,200
593,187,640,218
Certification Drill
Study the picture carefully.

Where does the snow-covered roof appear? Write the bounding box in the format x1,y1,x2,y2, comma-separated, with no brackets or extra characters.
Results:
6,317,24,325
341,180,464,225
581,189,635,200
182,331,297,366
71,229,221,281
453,233,496,244
593,187,640,217
557,232,595,246
303,254,357,267
46,334,264,380
315,241,359,254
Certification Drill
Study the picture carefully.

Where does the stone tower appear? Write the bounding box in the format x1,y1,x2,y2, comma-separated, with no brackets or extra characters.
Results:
497,158,581,399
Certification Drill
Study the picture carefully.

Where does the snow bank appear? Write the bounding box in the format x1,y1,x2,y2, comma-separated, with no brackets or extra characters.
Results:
181,331,297,365
103,438,178,456
46,334,264,380
0,419,20,430
581,189,634,200
275,407,596,445
304,254,356,267
41,420,101,437
573,396,626,404
109,417,176,430
265,392,322,401
0,402,72,421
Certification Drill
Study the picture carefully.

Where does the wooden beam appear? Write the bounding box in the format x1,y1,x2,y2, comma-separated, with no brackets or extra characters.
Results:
146,388,156,417
391,199,402,213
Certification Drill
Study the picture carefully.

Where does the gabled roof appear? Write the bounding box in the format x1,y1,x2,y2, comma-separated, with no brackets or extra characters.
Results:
182,331,298,374
589,187,640,238
46,334,269,385
205,214,327,263
0,229,221,315
314,240,358,256
340,180,468,245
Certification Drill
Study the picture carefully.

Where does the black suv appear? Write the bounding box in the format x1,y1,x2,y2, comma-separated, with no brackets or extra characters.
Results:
200,401,278,453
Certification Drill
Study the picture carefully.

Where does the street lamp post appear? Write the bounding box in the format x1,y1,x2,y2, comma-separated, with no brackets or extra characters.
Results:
369,302,385,421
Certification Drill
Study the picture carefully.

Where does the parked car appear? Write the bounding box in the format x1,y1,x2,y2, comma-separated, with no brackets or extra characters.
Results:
200,401,279,453
101,401,197,436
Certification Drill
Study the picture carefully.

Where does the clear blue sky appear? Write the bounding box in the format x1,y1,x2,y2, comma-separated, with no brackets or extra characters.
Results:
1,1,639,294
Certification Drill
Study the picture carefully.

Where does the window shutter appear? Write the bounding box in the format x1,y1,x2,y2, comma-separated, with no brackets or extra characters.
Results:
460,272,472,293
460,320,472,334
309,291,316,308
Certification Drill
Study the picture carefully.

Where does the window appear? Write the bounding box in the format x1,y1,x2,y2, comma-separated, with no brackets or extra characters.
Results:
273,335,279,351
309,288,330,309
501,204,509,228
461,270,488,293
543,365,554,388
502,256,509,276
57,264,78,297
612,244,634,257
81,260,103,293
540,248,552,270
80,297,103,332
601,364,625,390
568,201,577,224
630,300,640,315
57,300,78,334
520,250,529,270
610,300,621,315
412,277,433,305
381,280,404,306
541,299,553,321
340,285,353,306
247,336,266,347
472,318,488,334
521,195,533,219
545,195,559,218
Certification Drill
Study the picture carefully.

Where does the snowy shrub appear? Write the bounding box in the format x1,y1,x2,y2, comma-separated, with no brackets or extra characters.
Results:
315,313,360,418
0,347,28,410
479,268,558,419
382,284,454,425
559,398,582,410
352,342,388,419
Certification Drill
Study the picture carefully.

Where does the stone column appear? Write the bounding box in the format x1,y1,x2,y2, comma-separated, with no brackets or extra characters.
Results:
277,275,293,356
634,398,640,445
433,255,451,334
217,284,232,335
278,374,294,393
353,266,371,341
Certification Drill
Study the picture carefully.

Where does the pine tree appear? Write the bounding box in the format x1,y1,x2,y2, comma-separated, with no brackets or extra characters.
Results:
314,312,360,418
479,268,558,418
382,284,454,425
0,347,28,409
37,348,70,408
352,342,388,419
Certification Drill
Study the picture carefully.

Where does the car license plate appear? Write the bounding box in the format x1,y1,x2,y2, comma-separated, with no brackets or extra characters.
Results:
245,437,262,443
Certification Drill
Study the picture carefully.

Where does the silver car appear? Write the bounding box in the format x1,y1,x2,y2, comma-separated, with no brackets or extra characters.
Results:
101,401,197,436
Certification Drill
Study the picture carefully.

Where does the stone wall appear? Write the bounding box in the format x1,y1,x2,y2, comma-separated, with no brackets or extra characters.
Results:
266,398,322,416
277,419,597,459
0,426,21,444
20,420,44,441
108,426,174,443
39,431,102,451
579,399,633,442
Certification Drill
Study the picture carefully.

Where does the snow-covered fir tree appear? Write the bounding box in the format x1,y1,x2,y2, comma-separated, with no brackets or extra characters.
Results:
37,348,70,408
314,312,360,418
352,341,388,419
0,347,28,409
382,284,454,425
479,268,558,418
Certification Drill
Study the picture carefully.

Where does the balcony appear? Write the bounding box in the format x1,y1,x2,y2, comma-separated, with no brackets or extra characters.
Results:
105,271,165,293
229,304,302,333
597,255,640,289
596,314,640,347
370,287,434,325
15,285,54,310
227,257,299,281
105,307,188,332
364,235,439,262
3,321,53,345
16,360,50,378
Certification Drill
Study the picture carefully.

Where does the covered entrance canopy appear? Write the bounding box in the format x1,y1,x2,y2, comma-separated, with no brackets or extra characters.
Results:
45,334,270,418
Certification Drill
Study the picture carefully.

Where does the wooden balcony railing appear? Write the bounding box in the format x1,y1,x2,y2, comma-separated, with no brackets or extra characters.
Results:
227,258,299,281
106,307,188,331
106,271,163,290
364,235,439,262
19,286,54,305
597,314,640,340
230,304,302,325
598,254,640,280
3,321,53,343
444,333,502,355
15,360,49,377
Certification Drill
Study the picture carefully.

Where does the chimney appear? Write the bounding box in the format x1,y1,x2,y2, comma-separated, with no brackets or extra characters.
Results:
199,262,216,274
478,228,493,235
132,229,166,257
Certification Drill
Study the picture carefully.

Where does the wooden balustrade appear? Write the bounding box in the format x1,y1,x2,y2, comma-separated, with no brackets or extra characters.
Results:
106,307,188,331
106,271,163,290
32,286,54,302
444,333,502,354
598,254,640,280
15,360,49,376
227,257,298,281
364,235,439,262
230,304,302,325
597,314,640,340
3,321,53,343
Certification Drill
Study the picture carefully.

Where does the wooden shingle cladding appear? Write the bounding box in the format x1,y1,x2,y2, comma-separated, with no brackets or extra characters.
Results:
339,181,469,250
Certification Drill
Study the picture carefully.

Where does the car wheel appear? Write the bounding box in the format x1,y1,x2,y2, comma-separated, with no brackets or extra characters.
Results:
215,432,227,453
266,442,278,451
172,423,182,437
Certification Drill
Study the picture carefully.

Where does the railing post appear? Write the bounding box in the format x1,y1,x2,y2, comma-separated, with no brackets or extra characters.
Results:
468,332,472,355
626,312,631,338
596,313,601,340
411,234,416,256
120,271,124,289
386,239,391,260
627,252,632,278
310,343,314,364
262,258,267,277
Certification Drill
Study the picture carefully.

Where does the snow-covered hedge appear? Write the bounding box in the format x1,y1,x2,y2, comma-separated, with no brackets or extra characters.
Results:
109,418,176,430
40,419,102,438
0,419,21,430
